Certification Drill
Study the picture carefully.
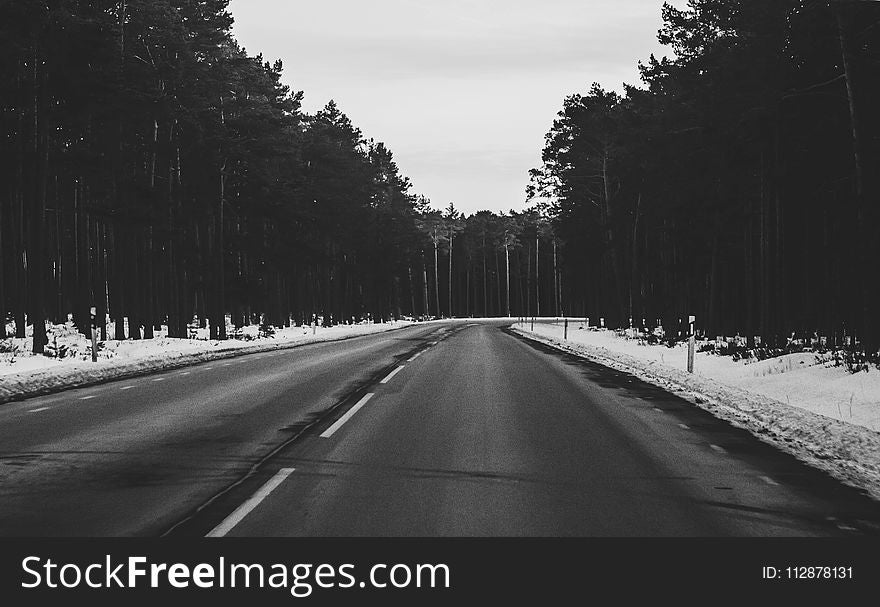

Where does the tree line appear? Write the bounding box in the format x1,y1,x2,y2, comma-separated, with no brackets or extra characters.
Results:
0,1,568,355
3,1,878,356
529,0,880,354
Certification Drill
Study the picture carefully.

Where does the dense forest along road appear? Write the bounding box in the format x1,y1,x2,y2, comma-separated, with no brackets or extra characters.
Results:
1,321,879,537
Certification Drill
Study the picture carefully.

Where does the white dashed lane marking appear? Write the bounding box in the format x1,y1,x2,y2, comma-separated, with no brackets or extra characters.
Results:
321,393,375,439
120,386,134,391
380,366,405,384
709,444,727,454
79,395,96,401
759,476,779,486
28,407,50,414
206,468,296,538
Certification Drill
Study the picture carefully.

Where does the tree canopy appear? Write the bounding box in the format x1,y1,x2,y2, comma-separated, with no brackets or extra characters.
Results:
529,0,880,353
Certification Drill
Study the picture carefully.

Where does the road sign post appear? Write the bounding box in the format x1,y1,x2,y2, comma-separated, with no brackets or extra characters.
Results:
687,315,696,373
564,318,568,340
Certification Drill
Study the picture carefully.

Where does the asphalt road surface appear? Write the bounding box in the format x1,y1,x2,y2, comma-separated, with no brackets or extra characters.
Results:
1,321,878,537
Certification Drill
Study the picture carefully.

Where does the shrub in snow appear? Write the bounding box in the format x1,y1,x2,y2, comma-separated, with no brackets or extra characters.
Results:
0,339,19,354
258,319,276,339
818,349,873,374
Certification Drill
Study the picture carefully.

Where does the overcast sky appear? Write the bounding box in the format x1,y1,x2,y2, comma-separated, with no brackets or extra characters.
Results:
227,0,676,215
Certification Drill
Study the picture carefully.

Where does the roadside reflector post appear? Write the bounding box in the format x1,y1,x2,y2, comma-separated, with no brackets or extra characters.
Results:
564,318,568,340
687,315,696,373
90,306,98,362
531,316,534,331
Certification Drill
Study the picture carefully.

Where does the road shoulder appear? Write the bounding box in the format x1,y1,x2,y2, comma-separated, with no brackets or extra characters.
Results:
510,326,880,504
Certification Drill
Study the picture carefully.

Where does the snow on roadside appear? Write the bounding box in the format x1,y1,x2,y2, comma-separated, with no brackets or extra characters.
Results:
0,320,413,405
513,321,880,503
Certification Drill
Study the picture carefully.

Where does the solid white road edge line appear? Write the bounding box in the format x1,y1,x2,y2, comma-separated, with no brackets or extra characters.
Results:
320,393,375,439
206,468,296,538
380,365,405,384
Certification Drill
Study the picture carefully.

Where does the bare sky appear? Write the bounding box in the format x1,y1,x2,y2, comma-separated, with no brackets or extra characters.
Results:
227,0,675,215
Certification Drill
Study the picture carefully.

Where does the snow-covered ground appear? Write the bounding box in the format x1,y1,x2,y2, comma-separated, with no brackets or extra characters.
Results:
0,318,414,404
513,320,880,502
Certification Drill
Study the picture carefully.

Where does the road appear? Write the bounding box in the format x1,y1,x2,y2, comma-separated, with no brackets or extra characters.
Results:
1,321,878,537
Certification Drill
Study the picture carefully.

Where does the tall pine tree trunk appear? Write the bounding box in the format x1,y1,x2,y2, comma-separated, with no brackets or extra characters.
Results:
553,238,559,317
422,258,429,318
505,244,511,318
433,238,440,318
836,5,875,353
526,240,531,317
0,196,6,339
28,48,49,354
535,235,540,317
407,265,416,318
448,233,453,317
482,235,488,316
495,249,502,316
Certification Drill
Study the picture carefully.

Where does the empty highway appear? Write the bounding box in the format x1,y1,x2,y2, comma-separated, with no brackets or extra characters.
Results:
1,321,878,537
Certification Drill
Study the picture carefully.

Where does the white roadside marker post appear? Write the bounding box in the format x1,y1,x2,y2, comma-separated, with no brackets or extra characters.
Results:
564,318,568,340
687,315,696,374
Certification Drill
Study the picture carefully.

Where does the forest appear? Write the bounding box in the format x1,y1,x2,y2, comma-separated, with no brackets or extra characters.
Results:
529,0,880,354
1,1,879,358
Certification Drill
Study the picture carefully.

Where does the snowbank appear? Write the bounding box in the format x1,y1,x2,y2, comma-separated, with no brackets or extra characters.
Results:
0,319,413,405
513,321,880,502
